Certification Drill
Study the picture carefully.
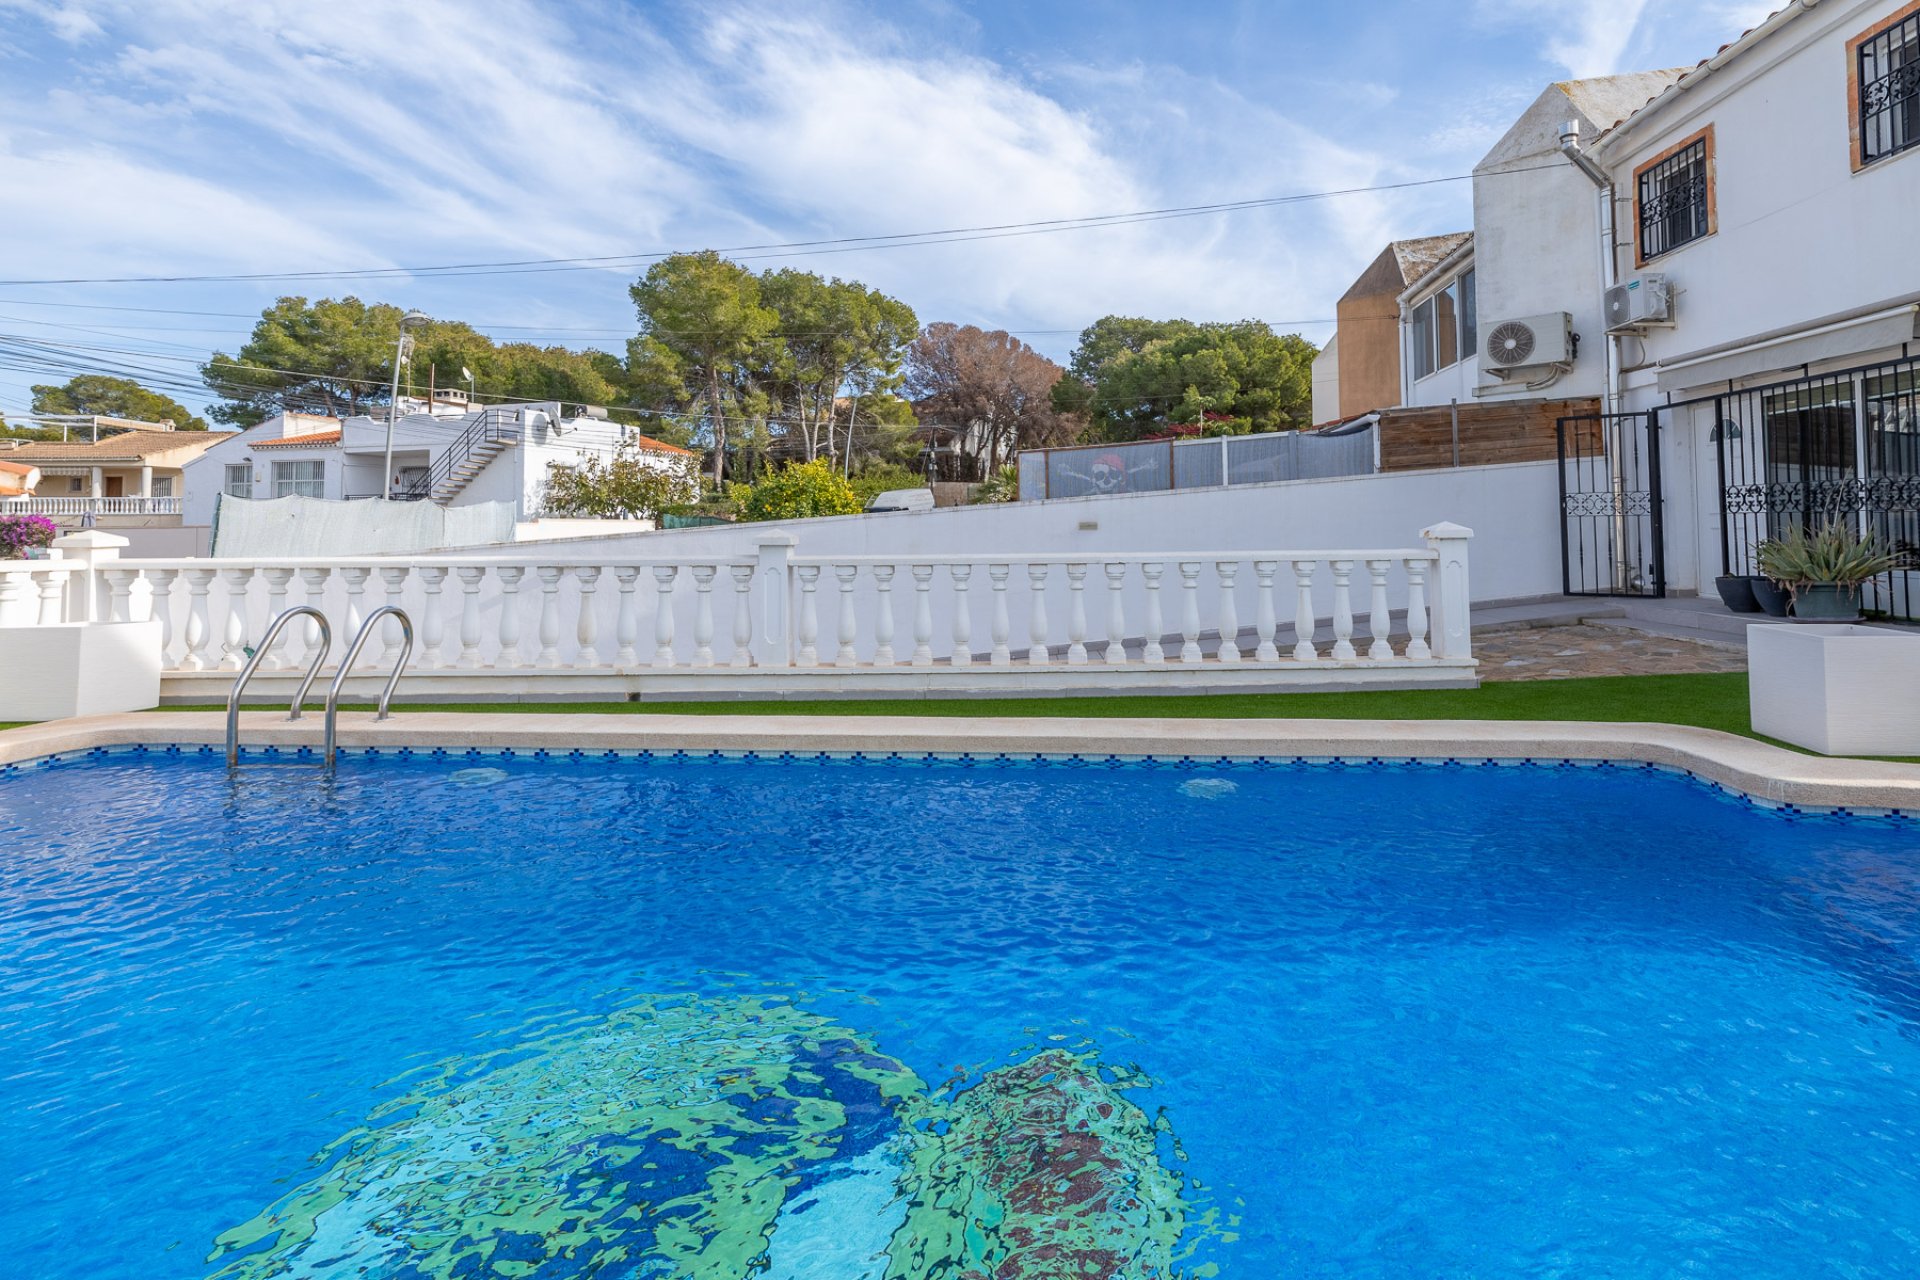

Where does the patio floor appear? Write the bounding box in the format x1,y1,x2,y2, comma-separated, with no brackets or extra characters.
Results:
1476,623,1747,682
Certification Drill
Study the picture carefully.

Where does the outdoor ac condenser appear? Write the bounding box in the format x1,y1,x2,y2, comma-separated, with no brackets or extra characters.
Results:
1604,275,1673,333
1482,312,1574,369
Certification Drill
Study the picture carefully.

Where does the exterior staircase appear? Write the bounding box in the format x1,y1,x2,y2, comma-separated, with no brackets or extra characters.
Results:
407,407,524,505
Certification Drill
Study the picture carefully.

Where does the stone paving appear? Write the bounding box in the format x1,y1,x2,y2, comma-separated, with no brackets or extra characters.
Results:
1475,623,1747,682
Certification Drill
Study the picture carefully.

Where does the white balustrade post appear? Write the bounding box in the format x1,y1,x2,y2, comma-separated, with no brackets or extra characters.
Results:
417,567,449,668
1215,562,1241,663
652,565,679,667
378,567,410,666
1253,561,1280,662
1103,563,1128,665
455,567,487,668
754,535,796,668
0,568,29,628
1404,558,1432,660
911,565,935,667
1177,562,1203,664
1291,560,1319,662
871,565,897,667
1065,563,1089,665
729,565,755,667
103,567,138,624
534,567,565,668
296,568,329,669
690,565,716,668
494,566,527,668
339,567,372,669
1366,559,1394,661
1423,522,1475,660
1329,560,1357,660
988,564,1012,667
176,568,213,668
1025,564,1051,665
575,566,604,667
146,568,181,668
49,529,127,623
832,565,860,667
32,568,66,627
219,567,255,671
260,567,295,669
949,565,973,667
1141,562,1166,664
613,567,643,667
795,565,821,667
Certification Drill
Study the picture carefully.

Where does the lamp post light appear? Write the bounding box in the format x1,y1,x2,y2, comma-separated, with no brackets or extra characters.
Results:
382,309,430,498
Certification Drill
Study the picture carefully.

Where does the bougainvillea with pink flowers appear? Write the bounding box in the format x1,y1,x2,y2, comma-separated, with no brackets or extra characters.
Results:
0,513,59,559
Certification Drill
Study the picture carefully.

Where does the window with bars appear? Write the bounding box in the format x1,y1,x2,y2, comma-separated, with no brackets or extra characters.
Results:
223,463,252,499
271,459,325,498
1636,135,1711,260
1858,10,1920,166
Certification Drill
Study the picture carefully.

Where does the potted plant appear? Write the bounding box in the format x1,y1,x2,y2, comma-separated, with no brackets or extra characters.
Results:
1750,575,1792,616
0,512,58,560
1713,573,1762,612
1755,524,1898,621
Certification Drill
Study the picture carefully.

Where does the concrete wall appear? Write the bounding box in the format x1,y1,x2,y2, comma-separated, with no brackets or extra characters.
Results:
1311,333,1341,423
1334,291,1403,416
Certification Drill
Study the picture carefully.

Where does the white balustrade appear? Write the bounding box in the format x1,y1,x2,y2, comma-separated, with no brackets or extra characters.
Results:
1215,562,1240,663
1026,565,1050,665
1253,561,1279,662
1330,560,1357,661
1103,563,1127,666
297,567,329,669
871,566,897,667
455,567,487,668
418,567,449,668
949,565,973,668
729,566,755,668
1065,563,1089,665
988,564,1011,667
1141,562,1166,664
1178,562,1203,664
690,565,715,668
535,567,565,669
796,565,821,667
910,565,934,667
834,565,859,668
614,567,642,667
575,567,603,668
494,566,526,667
181,568,217,671
379,567,410,666
651,566,678,667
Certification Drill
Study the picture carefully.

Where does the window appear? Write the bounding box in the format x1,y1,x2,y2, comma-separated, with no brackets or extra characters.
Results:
223,463,253,499
1459,268,1477,359
152,476,174,498
1409,270,1475,381
1855,6,1920,167
271,459,325,498
1635,127,1714,262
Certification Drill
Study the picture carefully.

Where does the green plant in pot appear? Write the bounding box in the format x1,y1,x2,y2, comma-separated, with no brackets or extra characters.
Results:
1755,524,1897,621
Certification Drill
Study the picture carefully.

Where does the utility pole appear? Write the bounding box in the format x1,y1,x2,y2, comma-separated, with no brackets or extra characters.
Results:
382,310,428,498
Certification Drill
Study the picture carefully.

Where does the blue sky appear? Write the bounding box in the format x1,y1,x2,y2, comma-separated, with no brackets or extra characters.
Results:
0,0,1777,419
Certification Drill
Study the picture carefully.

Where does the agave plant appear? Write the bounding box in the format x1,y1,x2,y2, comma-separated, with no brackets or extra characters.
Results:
1756,523,1898,590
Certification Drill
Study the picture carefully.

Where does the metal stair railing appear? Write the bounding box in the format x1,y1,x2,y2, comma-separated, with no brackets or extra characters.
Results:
402,407,524,501
322,605,414,769
225,606,333,767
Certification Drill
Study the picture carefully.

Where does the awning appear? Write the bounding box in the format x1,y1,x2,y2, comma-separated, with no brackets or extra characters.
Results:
1655,304,1920,394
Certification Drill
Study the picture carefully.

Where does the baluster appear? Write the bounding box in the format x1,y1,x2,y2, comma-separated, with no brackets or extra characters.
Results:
871,565,897,666
179,568,218,671
455,567,487,668
1215,562,1241,663
1253,561,1280,662
1177,562,1203,663
339,567,372,669
104,568,138,625
495,566,527,667
832,565,859,667
949,565,973,667
690,565,716,667
146,568,181,668
575,566,604,667
1292,560,1319,662
1366,559,1394,661
912,565,936,667
1102,563,1128,665
1026,564,1050,664
988,564,1011,667
219,568,255,671
534,566,565,668
730,565,755,667
258,567,295,669
417,567,449,668
33,568,65,626
1141,562,1166,664
1065,563,1089,664
652,566,679,666
1404,558,1432,660
614,567,642,666
0,568,26,627
796,565,821,667
296,568,329,669
379,567,410,666
1330,559,1357,660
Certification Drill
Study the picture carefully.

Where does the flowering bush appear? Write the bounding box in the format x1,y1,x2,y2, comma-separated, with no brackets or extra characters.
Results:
0,513,58,559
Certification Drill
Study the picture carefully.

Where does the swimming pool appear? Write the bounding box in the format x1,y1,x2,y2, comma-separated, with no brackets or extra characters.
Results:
4,746,1920,1278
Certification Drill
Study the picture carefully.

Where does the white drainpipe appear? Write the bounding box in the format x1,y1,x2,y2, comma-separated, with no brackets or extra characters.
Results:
1559,119,1620,420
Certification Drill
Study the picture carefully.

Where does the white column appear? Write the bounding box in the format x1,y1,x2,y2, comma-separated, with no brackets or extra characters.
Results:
338,567,372,669
1025,564,1050,665
176,568,211,668
1422,522,1475,660
138,465,153,498
89,466,103,499
911,565,936,667
494,565,527,667
1291,561,1318,662
378,566,410,665
1102,563,1128,665
832,564,859,667
1404,558,1432,660
455,567,487,668
754,535,796,669
297,568,330,669
218,568,255,670
145,569,180,667
1141,562,1166,664
1253,561,1280,662
613,567,642,667
1215,562,1241,663
1329,560,1356,660
1065,563,1089,665
49,529,128,623
575,566,603,668
988,564,1011,667
651,565,678,666
1177,561,1203,663
418,567,449,668
534,567,565,668
1366,559,1394,661
795,565,821,667
260,567,296,669
730,565,755,667
949,565,973,667
871,565,897,666
690,565,715,668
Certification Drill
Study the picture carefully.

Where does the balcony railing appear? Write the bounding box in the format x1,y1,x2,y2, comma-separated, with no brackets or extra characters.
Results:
0,524,1476,694
2,496,183,517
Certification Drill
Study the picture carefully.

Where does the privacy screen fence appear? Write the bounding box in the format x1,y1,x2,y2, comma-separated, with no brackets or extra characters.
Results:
1017,427,1375,501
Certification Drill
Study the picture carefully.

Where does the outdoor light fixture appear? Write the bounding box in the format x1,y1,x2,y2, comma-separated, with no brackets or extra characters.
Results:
381,310,431,497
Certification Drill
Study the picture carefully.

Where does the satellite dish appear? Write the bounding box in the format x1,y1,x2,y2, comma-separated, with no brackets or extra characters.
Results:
461,367,474,382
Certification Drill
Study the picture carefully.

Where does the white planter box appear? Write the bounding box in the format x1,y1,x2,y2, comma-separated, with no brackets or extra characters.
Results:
0,620,163,722
1749,623,1920,756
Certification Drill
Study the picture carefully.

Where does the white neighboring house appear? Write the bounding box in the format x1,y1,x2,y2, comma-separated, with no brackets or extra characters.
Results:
182,399,700,534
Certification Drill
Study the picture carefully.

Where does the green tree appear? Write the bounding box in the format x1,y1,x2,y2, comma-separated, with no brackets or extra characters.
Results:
30,375,209,430
541,443,703,520
734,459,863,521
757,269,918,464
1056,317,1317,440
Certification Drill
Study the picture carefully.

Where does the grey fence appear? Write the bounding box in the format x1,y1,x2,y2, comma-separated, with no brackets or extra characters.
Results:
1017,427,1375,501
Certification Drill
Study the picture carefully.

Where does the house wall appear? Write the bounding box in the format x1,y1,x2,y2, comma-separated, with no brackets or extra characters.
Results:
1311,334,1340,424
1334,291,1403,416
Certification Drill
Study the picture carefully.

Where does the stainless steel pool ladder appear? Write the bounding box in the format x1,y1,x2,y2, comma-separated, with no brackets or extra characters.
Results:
322,605,414,771
225,606,333,767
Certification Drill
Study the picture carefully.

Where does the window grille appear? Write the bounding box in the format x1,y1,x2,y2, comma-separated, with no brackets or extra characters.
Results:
1637,137,1711,260
1860,10,1920,165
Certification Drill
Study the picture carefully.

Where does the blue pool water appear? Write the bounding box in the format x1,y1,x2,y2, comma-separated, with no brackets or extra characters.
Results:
4,748,1920,1278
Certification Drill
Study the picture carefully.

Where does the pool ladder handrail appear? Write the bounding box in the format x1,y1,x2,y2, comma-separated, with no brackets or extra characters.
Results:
226,605,333,768
323,605,414,770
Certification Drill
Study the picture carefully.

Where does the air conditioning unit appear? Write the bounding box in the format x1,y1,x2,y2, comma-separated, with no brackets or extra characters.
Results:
1483,312,1574,370
1605,274,1673,333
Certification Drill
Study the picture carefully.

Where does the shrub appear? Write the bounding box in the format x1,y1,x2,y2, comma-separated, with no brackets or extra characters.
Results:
848,463,926,508
0,513,58,559
974,465,1020,504
1757,523,1898,590
736,459,864,522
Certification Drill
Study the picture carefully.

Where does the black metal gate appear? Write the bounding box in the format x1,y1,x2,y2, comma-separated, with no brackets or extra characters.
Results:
1556,409,1666,597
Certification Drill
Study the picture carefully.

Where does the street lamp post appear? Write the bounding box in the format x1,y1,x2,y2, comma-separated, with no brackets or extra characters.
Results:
382,309,429,498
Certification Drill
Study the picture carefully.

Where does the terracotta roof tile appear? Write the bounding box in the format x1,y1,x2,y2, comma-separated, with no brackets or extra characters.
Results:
0,430,236,463
251,430,343,449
